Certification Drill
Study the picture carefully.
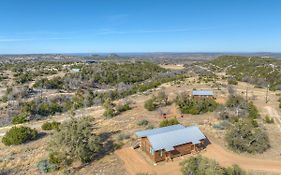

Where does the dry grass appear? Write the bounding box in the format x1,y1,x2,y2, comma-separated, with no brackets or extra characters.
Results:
0,76,281,174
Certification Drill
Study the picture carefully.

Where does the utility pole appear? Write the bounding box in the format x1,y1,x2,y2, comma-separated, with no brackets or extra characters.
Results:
266,84,269,103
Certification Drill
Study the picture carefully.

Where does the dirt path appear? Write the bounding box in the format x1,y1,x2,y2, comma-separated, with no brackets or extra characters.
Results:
202,143,281,173
116,147,181,175
116,143,281,175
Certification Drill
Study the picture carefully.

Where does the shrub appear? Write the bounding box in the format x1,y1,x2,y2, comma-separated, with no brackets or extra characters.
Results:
48,152,66,165
103,99,131,118
247,101,259,119
225,119,270,153
226,96,247,108
12,113,28,124
103,107,115,118
176,93,218,115
116,133,130,141
41,121,61,131
264,115,274,124
180,156,225,175
2,126,38,146
144,99,157,111
33,77,63,89
225,164,248,175
145,124,154,130
144,91,170,111
37,159,58,173
159,118,179,127
116,103,131,113
227,79,238,85
49,117,101,164
103,99,116,118
180,156,247,175
137,119,149,126
37,102,63,116
212,120,230,130
222,96,261,120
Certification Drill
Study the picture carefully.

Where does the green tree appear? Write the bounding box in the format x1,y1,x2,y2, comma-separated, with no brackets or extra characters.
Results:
176,93,218,115
248,101,259,119
49,117,101,164
103,99,116,118
225,119,270,153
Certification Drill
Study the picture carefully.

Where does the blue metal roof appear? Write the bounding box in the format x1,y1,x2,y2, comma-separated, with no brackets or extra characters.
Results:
136,125,206,151
135,124,185,138
192,90,214,96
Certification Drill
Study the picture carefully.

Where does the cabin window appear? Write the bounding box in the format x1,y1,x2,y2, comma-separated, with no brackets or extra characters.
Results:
160,150,163,157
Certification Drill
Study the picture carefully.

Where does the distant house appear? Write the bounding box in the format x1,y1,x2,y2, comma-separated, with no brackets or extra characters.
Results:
135,125,207,162
192,90,214,99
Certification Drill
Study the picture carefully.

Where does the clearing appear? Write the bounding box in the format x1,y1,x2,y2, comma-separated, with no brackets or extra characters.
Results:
116,141,281,175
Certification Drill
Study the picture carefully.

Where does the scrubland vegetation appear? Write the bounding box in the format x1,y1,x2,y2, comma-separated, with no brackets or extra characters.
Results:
175,92,218,115
2,126,38,146
144,90,170,111
180,156,248,175
0,55,281,174
0,61,186,126
41,121,61,131
48,117,102,165
206,55,281,90
159,118,179,127
216,91,270,153
226,119,270,153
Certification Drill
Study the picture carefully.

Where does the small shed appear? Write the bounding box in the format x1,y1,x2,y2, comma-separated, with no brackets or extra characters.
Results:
192,90,214,99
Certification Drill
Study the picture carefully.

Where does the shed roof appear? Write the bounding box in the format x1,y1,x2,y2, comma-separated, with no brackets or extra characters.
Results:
192,90,214,96
135,124,185,138
136,125,206,151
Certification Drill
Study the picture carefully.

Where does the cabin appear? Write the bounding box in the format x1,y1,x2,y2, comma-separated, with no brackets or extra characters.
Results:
135,125,207,162
192,90,214,99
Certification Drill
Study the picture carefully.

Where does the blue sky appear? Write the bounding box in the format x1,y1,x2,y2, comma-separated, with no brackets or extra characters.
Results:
1,0,281,54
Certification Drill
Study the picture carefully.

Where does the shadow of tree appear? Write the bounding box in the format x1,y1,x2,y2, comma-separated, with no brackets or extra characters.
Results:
97,130,121,159
0,168,15,175
73,130,121,171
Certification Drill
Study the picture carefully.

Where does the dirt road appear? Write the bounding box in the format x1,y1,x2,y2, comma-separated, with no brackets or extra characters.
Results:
202,143,281,173
116,147,182,175
116,143,281,175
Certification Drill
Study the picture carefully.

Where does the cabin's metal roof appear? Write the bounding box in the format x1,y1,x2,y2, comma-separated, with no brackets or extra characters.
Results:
136,125,206,151
192,90,214,96
135,124,185,138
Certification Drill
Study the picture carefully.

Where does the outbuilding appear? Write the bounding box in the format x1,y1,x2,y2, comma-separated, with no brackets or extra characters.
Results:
192,90,214,99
